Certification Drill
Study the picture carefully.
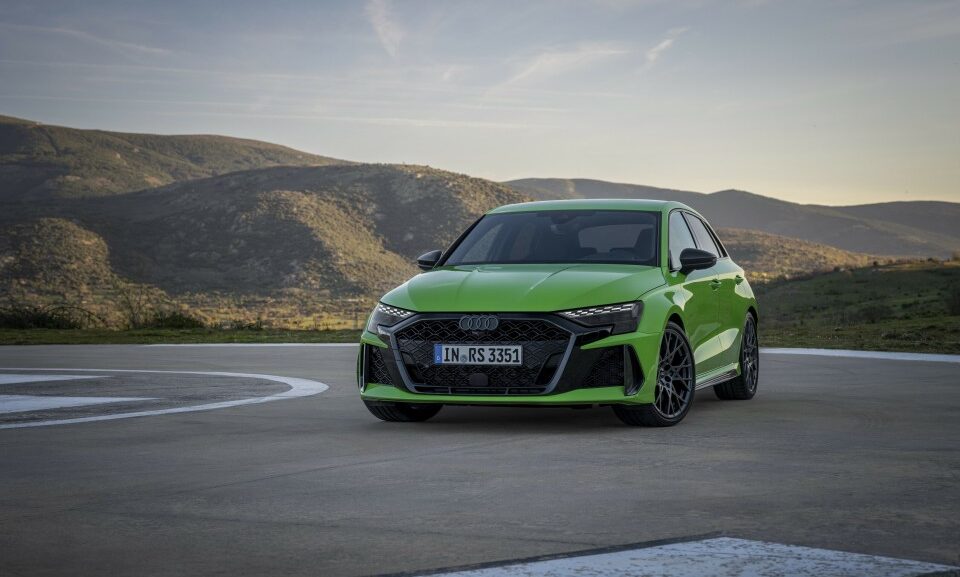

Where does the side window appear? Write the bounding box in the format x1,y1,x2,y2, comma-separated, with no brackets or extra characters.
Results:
668,211,697,270
684,214,721,257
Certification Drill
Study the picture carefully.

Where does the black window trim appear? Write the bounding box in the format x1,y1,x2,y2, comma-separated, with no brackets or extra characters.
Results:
667,208,729,272
681,212,721,259
667,208,696,272
690,213,728,258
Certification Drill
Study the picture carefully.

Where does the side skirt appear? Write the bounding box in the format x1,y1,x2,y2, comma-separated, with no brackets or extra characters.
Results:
695,365,739,390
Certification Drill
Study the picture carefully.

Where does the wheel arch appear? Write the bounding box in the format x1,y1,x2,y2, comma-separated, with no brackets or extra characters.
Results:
667,311,685,332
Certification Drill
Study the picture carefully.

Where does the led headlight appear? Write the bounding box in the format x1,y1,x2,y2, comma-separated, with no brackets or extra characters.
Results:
365,303,414,333
558,301,642,335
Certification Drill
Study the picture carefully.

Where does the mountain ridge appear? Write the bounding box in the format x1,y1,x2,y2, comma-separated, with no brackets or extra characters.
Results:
0,114,348,200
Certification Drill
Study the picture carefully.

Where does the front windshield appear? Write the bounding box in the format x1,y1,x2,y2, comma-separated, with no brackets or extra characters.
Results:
443,210,660,266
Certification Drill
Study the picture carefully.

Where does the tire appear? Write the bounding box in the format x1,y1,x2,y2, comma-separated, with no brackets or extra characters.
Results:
714,313,759,400
613,321,695,427
363,401,443,422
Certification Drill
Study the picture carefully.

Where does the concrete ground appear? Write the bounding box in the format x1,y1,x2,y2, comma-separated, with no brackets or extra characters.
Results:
0,345,957,577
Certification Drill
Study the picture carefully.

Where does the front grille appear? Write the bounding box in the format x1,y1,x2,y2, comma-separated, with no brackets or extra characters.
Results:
581,347,625,388
366,345,394,386
395,318,570,395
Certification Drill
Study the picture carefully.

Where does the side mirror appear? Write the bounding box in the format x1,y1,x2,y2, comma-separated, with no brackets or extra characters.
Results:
678,248,717,274
416,249,442,271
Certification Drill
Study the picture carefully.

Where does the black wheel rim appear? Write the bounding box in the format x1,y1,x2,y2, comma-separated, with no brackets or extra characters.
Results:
742,318,759,393
654,328,694,419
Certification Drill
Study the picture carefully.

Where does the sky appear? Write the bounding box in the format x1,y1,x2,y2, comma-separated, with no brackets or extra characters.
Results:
0,0,958,205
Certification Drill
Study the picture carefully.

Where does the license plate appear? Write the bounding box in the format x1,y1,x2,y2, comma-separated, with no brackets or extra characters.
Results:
434,344,523,366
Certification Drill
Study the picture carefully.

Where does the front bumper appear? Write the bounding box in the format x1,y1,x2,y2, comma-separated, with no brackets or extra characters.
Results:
358,312,662,406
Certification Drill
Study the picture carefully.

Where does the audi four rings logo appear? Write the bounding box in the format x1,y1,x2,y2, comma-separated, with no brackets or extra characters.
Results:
459,315,499,331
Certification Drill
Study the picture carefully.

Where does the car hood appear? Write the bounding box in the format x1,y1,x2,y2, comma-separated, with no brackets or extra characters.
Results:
381,264,665,312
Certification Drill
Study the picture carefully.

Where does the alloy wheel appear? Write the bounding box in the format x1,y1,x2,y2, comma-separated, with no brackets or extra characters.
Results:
741,318,759,393
654,327,694,419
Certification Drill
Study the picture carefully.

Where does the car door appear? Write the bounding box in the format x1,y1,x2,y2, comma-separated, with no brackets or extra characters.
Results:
679,212,726,374
668,211,721,376
696,218,747,367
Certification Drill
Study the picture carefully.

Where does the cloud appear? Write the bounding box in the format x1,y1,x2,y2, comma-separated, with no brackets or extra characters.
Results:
505,42,631,86
643,26,689,69
644,38,675,64
0,22,169,56
365,0,404,58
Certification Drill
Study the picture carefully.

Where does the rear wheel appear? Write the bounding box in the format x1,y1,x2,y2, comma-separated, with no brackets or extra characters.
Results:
714,313,759,400
613,322,694,427
363,401,443,422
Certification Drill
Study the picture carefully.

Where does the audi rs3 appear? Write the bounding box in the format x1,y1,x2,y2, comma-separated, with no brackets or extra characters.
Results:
357,199,759,426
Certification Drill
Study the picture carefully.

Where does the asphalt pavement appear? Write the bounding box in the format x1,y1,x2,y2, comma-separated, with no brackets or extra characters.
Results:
0,344,957,577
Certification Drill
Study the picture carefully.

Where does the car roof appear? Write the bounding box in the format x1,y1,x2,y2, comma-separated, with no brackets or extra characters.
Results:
488,198,694,214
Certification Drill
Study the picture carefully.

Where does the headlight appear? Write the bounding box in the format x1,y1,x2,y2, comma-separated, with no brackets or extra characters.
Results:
558,301,642,335
365,303,414,333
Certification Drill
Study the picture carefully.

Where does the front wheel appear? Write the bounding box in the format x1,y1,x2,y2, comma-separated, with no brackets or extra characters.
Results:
363,401,443,422
714,313,759,400
613,321,695,427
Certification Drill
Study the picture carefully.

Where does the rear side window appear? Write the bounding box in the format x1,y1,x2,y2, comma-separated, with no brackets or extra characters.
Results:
668,211,697,270
684,213,721,257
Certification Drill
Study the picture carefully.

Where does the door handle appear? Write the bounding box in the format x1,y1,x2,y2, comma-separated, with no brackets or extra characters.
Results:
735,275,744,285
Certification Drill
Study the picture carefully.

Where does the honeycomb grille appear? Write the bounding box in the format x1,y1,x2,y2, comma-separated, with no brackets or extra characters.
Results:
395,318,570,394
581,347,625,388
366,345,394,386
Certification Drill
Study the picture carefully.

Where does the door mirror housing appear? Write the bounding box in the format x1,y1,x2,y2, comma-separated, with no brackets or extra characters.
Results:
678,248,717,274
416,249,442,271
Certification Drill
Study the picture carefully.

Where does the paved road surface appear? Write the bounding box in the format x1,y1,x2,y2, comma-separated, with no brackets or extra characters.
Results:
0,345,957,576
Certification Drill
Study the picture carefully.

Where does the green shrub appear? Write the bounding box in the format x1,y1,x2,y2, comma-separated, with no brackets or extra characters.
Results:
0,305,98,329
947,290,960,316
148,310,205,329
861,304,895,324
230,318,264,331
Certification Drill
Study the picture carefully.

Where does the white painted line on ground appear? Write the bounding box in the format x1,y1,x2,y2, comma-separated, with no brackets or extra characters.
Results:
142,343,358,347
762,347,960,364
427,537,958,577
0,374,105,384
0,369,329,430
0,395,154,414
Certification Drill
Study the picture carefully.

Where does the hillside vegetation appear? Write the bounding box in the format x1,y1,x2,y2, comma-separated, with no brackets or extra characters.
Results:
0,163,527,327
717,228,881,282
0,114,346,200
757,260,960,353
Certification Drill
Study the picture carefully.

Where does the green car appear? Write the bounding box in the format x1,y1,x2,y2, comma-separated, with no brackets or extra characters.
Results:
358,199,759,426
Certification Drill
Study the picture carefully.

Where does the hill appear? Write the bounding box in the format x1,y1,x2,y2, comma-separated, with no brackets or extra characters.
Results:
716,228,881,282
505,178,960,258
834,201,960,241
82,164,524,295
0,164,527,327
0,217,120,300
0,170,884,328
0,115,347,200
